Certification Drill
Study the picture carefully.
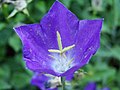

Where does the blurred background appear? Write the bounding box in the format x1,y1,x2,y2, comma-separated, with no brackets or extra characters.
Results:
0,0,120,90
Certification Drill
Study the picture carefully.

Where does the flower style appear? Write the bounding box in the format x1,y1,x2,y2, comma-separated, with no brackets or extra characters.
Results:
14,0,103,89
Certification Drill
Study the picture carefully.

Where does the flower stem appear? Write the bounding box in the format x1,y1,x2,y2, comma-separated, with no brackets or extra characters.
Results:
61,77,66,90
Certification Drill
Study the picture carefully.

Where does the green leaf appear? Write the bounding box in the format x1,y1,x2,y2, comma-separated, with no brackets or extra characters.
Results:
60,0,72,7
96,46,120,61
0,23,6,31
0,65,10,80
9,34,21,52
11,73,31,89
76,0,85,6
102,23,111,34
0,80,11,90
36,1,46,13
14,13,26,23
113,0,120,27
0,29,12,46
0,46,6,60
110,46,120,60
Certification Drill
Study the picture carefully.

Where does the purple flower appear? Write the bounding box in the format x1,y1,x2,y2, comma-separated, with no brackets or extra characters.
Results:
102,87,110,90
84,82,96,90
84,82,110,90
14,0,103,89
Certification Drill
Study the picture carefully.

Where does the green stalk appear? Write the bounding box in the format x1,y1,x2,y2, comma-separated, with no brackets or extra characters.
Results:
61,77,66,90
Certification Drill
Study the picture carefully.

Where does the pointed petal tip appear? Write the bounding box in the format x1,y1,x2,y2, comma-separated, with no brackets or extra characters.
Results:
13,23,39,32
96,18,104,22
13,24,32,38
55,0,60,2
13,24,23,31
13,25,24,35
81,18,104,21
79,18,104,28
96,18,104,20
101,18,104,21
94,18,104,24
13,26,20,33
52,0,66,9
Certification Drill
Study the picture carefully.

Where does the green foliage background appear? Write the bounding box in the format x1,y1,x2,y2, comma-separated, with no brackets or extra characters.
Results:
0,0,120,90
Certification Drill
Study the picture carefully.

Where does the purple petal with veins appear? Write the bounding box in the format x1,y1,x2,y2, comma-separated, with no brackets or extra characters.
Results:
14,0,103,89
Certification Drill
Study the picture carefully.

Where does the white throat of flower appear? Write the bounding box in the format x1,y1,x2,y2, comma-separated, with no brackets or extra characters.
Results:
48,31,75,73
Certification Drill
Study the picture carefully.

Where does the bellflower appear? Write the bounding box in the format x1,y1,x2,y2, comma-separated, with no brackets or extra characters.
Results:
14,0,103,89
84,82,96,90
102,87,110,90
84,82,110,90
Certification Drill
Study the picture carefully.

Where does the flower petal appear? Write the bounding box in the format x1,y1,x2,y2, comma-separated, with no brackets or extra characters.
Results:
60,19,103,77
14,24,56,74
102,87,110,90
84,82,96,90
31,73,49,90
40,1,79,49
74,19,103,66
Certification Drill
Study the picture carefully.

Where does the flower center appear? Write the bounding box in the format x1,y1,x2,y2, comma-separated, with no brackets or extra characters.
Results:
48,31,75,73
